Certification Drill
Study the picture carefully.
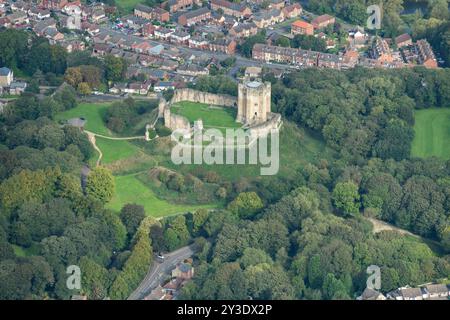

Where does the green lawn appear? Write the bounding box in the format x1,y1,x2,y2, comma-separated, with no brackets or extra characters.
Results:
96,137,140,164
55,102,111,135
12,244,40,257
171,101,241,130
107,174,216,217
162,121,332,181
116,0,142,12
411,108,450,160
56,102,140,164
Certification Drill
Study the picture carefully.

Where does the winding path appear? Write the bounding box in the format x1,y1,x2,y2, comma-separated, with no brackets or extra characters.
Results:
84,130,145,167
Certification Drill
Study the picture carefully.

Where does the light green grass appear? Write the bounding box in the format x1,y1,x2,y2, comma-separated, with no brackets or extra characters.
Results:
12,244,40,257
116,0,142,12
56,102,140,164
96,137,140,164
162,121,332,181
107,174,216,217
55,102,111,135
411,108,450,160
171,101,241,130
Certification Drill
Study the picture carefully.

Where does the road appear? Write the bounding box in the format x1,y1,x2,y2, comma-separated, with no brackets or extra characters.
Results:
128,245,196,300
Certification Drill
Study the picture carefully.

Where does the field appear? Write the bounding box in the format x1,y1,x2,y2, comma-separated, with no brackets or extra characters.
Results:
115,0,143,12
411,108,450,160
55,102,140,164
107,174,216,217
171,101,241,130
162,121,332,181
55,102,110,135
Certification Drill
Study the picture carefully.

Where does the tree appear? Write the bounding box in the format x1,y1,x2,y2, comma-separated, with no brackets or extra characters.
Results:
85,167,115,204
104,55,126,83
332,181,360,216
77,82,91,96
190,209,209,236
227,192,264,219
119,204,146,236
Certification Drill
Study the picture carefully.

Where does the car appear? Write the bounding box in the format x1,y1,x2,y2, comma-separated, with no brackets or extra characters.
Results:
156,253,165,261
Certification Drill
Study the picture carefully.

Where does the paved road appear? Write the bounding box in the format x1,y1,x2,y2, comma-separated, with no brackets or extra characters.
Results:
128,245,196,300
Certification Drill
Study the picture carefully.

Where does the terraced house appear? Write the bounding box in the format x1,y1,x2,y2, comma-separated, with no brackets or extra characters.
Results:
210,0,252,19
134,4,170,22
178,7,211,26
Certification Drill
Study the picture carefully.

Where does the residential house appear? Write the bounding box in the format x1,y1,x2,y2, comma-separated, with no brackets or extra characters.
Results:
188,36,209,50
109,82,127,94
9,81,27,95
282,3,302,19
397,287,425,300
178,7,211,26
415,39,438,68
165,0,195,13
144,285,170,300
34,18,57,36
253,9,285,28
132,41,152,53
61,40,85,53
11,0,31,12
229,22,258,38
395,33,412,48
142,22,156,37
81,22,100,35
41,0,69,10
291,20,314,36
125,81,152,95
210,0,252,19
423,284,449,299
177,64,209,76
134,4,170,22
154,81,176,92
0,67,13,87
269,0,285,10
357,288,386,300
369,37,394,63
44,27,65,44
6,11,28,25
172,262,194,280
208,38,237,54
170,30,191,44
154,27,174,40
244,66,262,78
162,278,186,296
311,14,335,29
28,8,51,20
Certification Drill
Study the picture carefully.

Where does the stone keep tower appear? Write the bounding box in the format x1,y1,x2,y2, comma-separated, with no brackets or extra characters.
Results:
236,79,271,125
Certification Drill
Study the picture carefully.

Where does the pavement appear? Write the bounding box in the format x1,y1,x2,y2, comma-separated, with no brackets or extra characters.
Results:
127,245,196,300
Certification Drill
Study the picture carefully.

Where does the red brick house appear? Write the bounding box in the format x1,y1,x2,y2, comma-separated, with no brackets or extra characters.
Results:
178,7,211,26
282,3,302,19
395,33,412,48
209,38,237,54
311,14,335,29
291,20,314,36
210,0,252,18
41,0,68,10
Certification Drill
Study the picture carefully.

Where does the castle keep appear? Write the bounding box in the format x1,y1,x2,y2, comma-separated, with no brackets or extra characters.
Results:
159,77,281,139
236,80,271,126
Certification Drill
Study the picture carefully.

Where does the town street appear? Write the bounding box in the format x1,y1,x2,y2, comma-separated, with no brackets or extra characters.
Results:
128,245,196,300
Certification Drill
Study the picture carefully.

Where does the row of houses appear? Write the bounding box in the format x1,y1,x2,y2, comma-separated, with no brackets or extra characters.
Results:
369,36,438,68
252,43,353,69
358,283,450,300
